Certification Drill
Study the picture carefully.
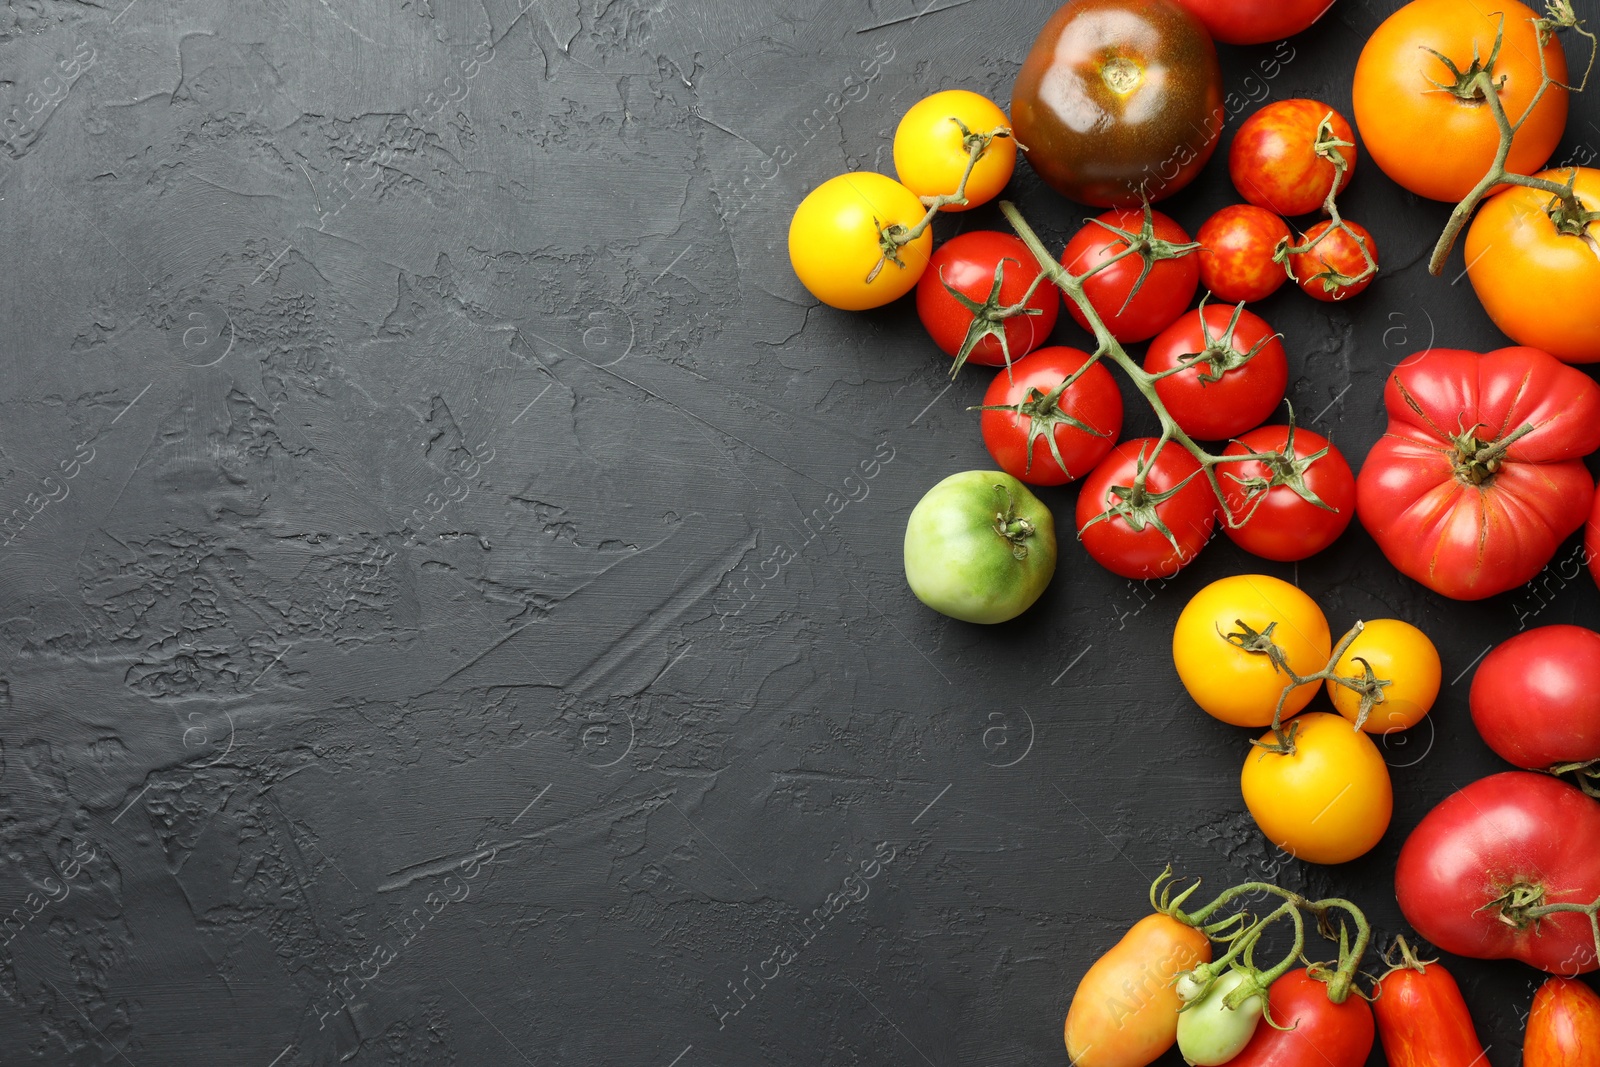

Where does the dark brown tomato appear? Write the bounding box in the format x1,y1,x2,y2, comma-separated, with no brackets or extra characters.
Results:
1010,0,1224,207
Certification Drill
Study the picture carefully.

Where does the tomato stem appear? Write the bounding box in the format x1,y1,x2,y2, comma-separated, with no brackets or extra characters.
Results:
1551,757,1600,798
1272,112,1376,298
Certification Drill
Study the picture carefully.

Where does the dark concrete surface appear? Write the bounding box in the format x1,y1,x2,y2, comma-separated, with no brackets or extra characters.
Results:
0,0,1597,1063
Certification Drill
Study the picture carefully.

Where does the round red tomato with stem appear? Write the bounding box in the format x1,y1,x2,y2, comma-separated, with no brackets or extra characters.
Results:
1230,100,1356,217
1062,205,1200,343
1198,205,1291,304
1395,772,1600,974
1076,438,1218,579
1221,425,1356,562
976,347,1123,486
917,231,1059,375
1145,302,1287,441
1525,976,1600,1067
1372,940,1490,1067
1470,626,1600,789
1289,220,1376,301
1225,968,1374,1067
1357,346,1600,600
1171,0,1335,45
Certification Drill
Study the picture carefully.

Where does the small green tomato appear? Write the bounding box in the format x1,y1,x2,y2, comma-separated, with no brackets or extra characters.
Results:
1175,969,1265,1066
903,471,1057,624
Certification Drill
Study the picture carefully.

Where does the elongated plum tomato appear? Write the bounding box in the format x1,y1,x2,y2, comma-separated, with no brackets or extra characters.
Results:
1525,977,1600,1067
1173,575,1330,728
1466,168,1600,364
903,471,1056,624
1076,439,1217,580
1064,913,1211,1067
1469,625,1600,771
1145,304,1288,441
1221,426,1355,562
1373,951,1489,1067
1197,205,1292,304
1226,969,1375,1067
893,90,1016,211
1229,99,1356,217
1242,712,1393,865
1171,0,1335,45
978,346,1122,486
916,231,1059,371
1176,970,1265,1066
1353,0,1567,203
1063,208,1200,343
1327,619,1440,735
1010,0,1223,207
788,172,932,311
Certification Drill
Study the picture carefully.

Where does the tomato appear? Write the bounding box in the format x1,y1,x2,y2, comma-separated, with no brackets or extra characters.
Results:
1221,426,1355,562
1197,206,1291,305
1226,969,1375,1067
1242,712,1393,865
1062,208,1200,343
903,471,1057,624
1353,0,1568,203
1010,0,1222,207
1170,0,1334,45
1064,913,1213,1067
978,347,1123,486
1176,970,1264,1066
1470,626,1600,771
1373,948,1489,1067
1356,346,1600,600
788,173,932,311
1466,168,1600,364
916,231,1059,373
1077,439,1217,580
1326,619,1440,735
1230,100,1356,218
1172,575,1330,728
893,90,1016,211
1145,305,1286,441
1289,220,1376,302
1525,976,1600,1067
1396,772,1600,974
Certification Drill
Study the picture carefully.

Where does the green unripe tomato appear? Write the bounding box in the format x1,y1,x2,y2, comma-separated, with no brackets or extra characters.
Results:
1176,969,1265,1066
903,471,1057,624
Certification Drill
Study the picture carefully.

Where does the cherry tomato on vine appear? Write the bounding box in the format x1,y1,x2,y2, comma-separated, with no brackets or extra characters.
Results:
1076,439,1217,580
1327,619,1440,735
1354,0,1568,203
1062,208,1200,343
1197,205,1291,304
1064,913,1212,1067
1230,100,1356,218
1226,969,1375,1067
788,172,932,310
1373,944,1490,1067
977,346,1122,486
894,90,1016,211
1172,575,1330,729
1145,304,1287,441
1220,426,1355,562
916,231,1059,374
1242,712,1393,865
1525,976,1600,1067
1289,220,1376,302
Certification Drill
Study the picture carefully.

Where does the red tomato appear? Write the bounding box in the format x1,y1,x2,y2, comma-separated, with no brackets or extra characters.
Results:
1289,220,1376,301
917,231,1059,374
1061,208,1200,343
1470,626,1600,771
1525,977,1600,1067
1373,948,1490,1067
1227,969,1374,1067
978,346,1124,486
1396,772,1600,974
1198,205,1291,304
1144,304,1287,441
1230,100,1356,217
1076,438,1218,579
1221,426,1355,562
1171,0,1335,45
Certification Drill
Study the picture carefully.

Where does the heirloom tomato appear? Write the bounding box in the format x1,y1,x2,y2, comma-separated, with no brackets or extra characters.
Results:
1242,712,1393,865
1396,772,1600,974
1525,977,1600,1067
1145,304,1287,442
1197,205,1291,304
916,231,1059,373
1226,969,1375,1067
1289,220,1376,302
1229,100,1356,217
1470,626,1600,771
893,90,1016,211
1077,439,1216,580
1356,346,1600,600
1326,619,1439,735
788,173,931,310
978,346,1123,485
1064,913,1212,1067
1176,969,1264,1066
1221,426,1355,562
1353,0,1568,203
903,472,1057,624
1170,0,1334,45
1373,947,1489,1067
1062,208,1199,343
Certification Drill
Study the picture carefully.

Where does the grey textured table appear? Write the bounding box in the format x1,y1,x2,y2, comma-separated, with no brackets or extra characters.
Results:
1,0,1596,1063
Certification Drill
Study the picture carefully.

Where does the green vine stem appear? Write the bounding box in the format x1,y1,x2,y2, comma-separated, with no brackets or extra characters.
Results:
1550,757,1600,798
1274,114,1378,296
1483,879,1600,960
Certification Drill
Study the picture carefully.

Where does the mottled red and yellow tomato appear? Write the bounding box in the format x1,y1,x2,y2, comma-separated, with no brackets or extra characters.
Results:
1197,205,1291,304
1230,100,1356,217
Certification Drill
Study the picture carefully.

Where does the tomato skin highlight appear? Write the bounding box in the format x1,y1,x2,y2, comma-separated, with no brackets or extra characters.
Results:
1525,977,1600,1067
916,232,1059,368
1221,427,1355,562
1229,100,1355,217
1064,914,1213,1067
979,346,1123,485
1145,306,1288,442
788,173,932,311
1242,712,1393,865
1470,626,1600,770
893,90,1016,212
1197,205,1291,304
1077,439,1217,580
903,471,1057,624
1226,969,1375,1067
1373,955,1489,1067
1063,209,1200,343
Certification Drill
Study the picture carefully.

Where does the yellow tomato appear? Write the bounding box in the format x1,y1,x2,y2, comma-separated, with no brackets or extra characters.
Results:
1065,913,1212,1067
893,90,1016,211
787,172,932,311
1172,575,1330,728
1241,712,1393,865
1325,618,1440,735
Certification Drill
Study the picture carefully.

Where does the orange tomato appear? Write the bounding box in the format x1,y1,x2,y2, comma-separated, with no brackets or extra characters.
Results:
1524,976,1600,1067
1242,712,1393,865
1352,0,1567,203
1465,168,1600,364
1065,913,1213,1067
1326,619,1440,735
